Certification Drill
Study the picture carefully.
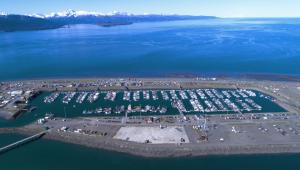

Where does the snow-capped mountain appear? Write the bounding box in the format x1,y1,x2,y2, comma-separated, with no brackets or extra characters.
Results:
41,9,216,25
29,9,185,18
28,13,46,18
1,10,216,32
0,11,7,16
28,10,138,18
2,9,216,19
46,9,103,18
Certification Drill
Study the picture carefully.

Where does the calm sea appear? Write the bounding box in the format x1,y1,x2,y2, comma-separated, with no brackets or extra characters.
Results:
1,18,300,169
1,18,300,80
1,133,300,170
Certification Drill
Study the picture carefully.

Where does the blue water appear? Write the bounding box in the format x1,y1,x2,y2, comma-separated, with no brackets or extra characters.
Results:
1,19,300,169
1,133,300,170
1,18,300,80
0,90,285,128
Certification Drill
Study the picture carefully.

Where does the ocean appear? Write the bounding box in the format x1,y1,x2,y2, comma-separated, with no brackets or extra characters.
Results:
1,133,300,170
1,18,300,169
1,18,300,80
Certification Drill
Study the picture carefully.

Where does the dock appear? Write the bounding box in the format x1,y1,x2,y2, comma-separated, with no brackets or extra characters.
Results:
0,130,48,154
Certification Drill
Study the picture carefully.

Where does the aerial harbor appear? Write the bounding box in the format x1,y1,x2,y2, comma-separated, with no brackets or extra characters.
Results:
1,0,300,170
1,77,300,159
41,89,275,116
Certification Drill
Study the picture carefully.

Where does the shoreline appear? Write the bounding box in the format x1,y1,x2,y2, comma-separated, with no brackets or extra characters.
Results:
3,126,300,158
1,77,300,158
40,133,300,158
1,77,300,121
1,73,300,83
38,135,300,158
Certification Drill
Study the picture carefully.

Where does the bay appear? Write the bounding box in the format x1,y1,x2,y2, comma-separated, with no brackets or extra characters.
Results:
1,18,300,80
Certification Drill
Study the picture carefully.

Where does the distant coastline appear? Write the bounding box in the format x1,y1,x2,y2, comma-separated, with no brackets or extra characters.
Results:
0,11,216,32
96,22,133,27
1,73,300,83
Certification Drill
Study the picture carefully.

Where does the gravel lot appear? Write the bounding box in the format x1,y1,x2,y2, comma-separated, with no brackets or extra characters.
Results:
114,126,190,144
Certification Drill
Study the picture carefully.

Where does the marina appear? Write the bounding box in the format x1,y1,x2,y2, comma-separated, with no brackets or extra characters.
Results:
76,92,88,104
1,2,300,168
43,92,59,103
0,78,299,166
87,92,100,103
62,92,76,104
40,88,284,117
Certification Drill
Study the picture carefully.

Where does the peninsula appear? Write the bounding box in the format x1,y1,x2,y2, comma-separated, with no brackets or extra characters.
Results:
0,10,216,32
1,77,300,157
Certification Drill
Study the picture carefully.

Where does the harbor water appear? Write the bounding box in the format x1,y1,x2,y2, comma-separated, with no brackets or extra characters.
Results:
1,133,300,170
0,89,285,127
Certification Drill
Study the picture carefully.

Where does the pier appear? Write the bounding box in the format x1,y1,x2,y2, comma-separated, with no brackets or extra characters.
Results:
0,130,48,154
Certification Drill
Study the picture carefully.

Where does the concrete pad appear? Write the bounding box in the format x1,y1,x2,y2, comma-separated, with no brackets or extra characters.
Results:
113,126,190,144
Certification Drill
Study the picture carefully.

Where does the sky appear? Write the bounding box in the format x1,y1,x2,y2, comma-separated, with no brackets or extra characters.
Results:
1,0,300,17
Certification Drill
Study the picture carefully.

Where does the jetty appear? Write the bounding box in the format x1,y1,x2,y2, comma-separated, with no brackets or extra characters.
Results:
0,130,48,154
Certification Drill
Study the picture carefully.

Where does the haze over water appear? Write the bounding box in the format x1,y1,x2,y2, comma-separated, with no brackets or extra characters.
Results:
1,18,300,80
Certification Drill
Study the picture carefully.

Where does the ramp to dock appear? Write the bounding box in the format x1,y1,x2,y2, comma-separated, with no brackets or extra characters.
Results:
0,131,48,154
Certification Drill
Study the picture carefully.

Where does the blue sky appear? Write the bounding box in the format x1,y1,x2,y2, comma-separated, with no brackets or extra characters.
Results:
1,0,300,17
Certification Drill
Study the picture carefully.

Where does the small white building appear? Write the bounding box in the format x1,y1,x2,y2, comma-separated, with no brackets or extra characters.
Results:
8,90,23,96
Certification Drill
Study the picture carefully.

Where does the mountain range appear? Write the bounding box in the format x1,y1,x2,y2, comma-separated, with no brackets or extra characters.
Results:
0,10,217,32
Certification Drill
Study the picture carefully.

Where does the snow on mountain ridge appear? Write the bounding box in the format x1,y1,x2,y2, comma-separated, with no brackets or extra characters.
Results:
45,9,137,18
33,9,179,18
0,11,8,16
28,13,46,18
1,10,195,19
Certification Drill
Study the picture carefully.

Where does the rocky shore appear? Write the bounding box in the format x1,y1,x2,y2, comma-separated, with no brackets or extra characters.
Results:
2,126,300,158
